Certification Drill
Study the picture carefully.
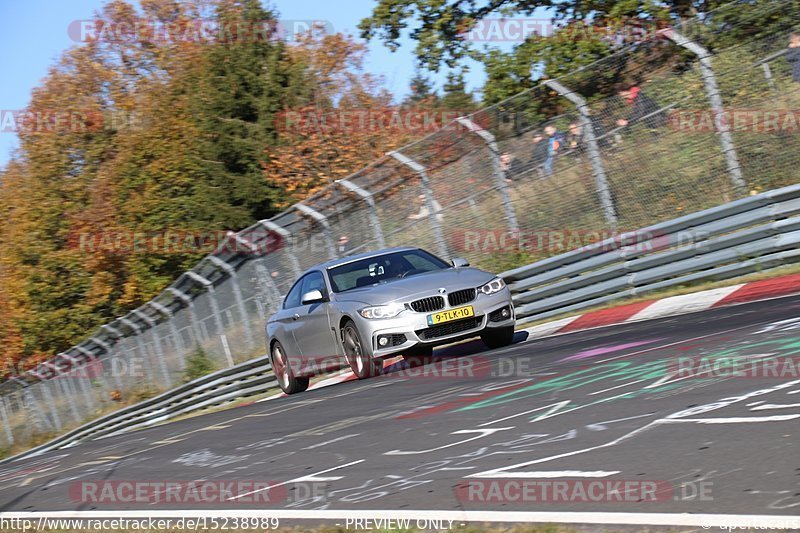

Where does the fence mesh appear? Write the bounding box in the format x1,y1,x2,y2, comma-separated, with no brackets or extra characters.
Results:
2,0,800,450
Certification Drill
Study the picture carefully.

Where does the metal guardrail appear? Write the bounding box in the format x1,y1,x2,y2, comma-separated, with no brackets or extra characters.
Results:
500,184,800,324
7,184,800,464
1,356,276,465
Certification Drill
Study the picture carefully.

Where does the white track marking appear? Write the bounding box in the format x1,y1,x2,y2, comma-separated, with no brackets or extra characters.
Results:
301,434,359,450
749,403,800,411
384,428,514,455
226,460,365,501
588,379,650,396
2,510,798,529
666,415,800,423
477,401,571,427
468,470,620,479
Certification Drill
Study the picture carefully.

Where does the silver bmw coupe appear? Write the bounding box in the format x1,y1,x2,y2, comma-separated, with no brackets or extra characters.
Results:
266,246,515,394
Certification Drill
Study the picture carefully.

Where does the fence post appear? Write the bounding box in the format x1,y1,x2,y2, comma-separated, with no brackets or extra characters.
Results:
0,395,14,445
149,301,186,370
20,385,47,433
662,28,745,194
95,329,125,390
132,309,172,387
543,79,619,227
294,204,338,260
119,317,156,382
167,287,206,347
336,178,386,248
389,150,449,259
455,116,519,231
58,353,95,415
254,261,284,316
207,256,255,351
27,372,59,432
184,271,233,366
44,362,81,425
258,220,302,278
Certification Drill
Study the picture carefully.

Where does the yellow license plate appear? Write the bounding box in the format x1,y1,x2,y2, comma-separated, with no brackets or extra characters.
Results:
427,305,475,326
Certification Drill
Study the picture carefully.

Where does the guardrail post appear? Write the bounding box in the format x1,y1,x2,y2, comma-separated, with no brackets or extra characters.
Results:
544,79,619,227
336,179,386,248
132,309,172,387
149,301,186,370
294,204,338,260
0,396,14,445
389,150,449,259
207,256,254,351
662,28,745,194
456,117,520,231
258,220,302,278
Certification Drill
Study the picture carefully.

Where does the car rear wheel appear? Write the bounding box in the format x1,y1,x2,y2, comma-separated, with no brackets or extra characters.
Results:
481,325,515,349
342,320,382,379
402,346,434,368
270,340,309,394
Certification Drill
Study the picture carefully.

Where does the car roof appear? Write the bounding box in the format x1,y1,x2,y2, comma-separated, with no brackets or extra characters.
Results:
307,246,421,273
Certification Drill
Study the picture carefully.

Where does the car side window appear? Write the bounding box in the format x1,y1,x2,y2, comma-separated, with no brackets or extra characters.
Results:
301,271,327,299
283,276,306,309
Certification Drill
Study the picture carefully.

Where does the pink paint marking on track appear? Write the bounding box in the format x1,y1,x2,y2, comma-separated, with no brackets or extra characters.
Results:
560,339,665,362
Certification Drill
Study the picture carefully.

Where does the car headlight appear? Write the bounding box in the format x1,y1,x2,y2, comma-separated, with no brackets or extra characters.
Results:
479,277,506,295
359,302,406,319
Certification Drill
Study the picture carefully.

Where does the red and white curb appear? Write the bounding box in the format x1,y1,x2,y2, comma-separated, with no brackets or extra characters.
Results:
521,272,800,340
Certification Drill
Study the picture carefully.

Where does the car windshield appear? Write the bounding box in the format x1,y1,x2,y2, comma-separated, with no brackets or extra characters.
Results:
328,249,449,293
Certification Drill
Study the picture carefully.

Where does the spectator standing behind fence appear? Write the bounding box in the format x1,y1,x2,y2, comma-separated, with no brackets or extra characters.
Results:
566,122,585,156
500,152,526,183
541,125,564,176
408,193,444,222
786,33,800,82
531,131,549,177
615,85,666,129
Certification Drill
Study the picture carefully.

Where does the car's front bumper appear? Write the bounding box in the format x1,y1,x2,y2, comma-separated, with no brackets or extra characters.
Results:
351,288,515,358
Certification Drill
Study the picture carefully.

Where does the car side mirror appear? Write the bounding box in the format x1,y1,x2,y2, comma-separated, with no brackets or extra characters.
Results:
301,289,325,305
451,257,470,268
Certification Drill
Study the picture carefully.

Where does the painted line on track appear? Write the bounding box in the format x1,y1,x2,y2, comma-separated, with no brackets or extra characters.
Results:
1,510,798,529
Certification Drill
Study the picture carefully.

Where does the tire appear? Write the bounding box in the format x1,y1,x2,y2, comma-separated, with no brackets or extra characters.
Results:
342,320,382,379
481,325,515,350
270,340,309,395
402,345,434,368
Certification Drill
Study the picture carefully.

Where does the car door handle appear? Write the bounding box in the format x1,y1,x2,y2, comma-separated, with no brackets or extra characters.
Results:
292,313,300,321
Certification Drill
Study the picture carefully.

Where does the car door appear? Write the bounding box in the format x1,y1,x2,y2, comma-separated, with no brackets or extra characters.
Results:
294,271,338,373
271,275,307,365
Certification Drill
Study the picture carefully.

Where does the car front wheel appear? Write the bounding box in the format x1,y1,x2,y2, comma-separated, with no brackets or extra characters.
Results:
342,320,382,379
270,340,309,394
481,325,515,350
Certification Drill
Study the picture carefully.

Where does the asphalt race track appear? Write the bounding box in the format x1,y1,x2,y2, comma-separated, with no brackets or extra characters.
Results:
2,295,800,526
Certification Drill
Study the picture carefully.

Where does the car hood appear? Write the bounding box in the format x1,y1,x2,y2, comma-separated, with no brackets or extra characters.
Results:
333,267,497,305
